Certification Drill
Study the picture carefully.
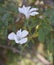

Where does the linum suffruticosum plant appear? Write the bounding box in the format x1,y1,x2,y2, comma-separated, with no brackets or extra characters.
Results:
0,0,53,64
8,5,39,44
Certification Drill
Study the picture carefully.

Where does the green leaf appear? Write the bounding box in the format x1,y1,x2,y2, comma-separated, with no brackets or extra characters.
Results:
0,7,6,14
2,13,10,22
41,22,52,35
38,28,45,43
44,8,54,26
46,34,53,52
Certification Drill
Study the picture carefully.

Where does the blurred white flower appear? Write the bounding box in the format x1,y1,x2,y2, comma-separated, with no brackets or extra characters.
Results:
18,5,39,19
8,29,29,44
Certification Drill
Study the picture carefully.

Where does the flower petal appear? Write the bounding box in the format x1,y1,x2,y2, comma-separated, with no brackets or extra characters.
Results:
16,29,22,37
14,35,19,43
22,5,29,18
30,12,39,16
21,30,29,38
8,32,15,40
22,5,31,11
18,5,26,14
18,8,24,14
19,38,28,44
18,5,30,19
23,5,26,9
29,8,38,12
27,6,31,11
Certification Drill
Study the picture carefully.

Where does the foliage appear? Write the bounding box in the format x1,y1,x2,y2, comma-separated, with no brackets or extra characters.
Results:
0,0,53,65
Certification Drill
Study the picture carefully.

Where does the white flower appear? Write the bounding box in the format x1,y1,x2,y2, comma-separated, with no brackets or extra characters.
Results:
8,29,29,44
18,5,39,19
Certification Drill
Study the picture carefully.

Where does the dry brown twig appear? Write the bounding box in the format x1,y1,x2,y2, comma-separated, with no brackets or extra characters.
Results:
0,45,52,65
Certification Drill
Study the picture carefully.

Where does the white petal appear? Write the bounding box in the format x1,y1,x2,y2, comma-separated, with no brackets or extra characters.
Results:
16,29,22,37
27,6,31,11
14,35,19,43
22,5,27,13
23,6,28,17
23,6,31,18
19,38,28,44
18,5,26,14
29,8,38,12
18,8,22,13
21,5,27,14
8,32,15,40
23,5,31,11
18,8,24,14
22,5,31,11
18,5,29,19
21,30,29,38
30,12,39,16
23,5,26,8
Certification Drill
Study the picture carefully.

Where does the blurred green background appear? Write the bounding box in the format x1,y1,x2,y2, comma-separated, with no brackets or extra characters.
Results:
0,0,54,65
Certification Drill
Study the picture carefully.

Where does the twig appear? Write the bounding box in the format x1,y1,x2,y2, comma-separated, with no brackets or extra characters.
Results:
36,53,52,65
0,45,20,53
0,45,39,62
0,45,51,65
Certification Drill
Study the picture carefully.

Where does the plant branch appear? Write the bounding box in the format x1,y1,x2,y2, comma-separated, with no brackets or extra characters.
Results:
0,45,51,65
